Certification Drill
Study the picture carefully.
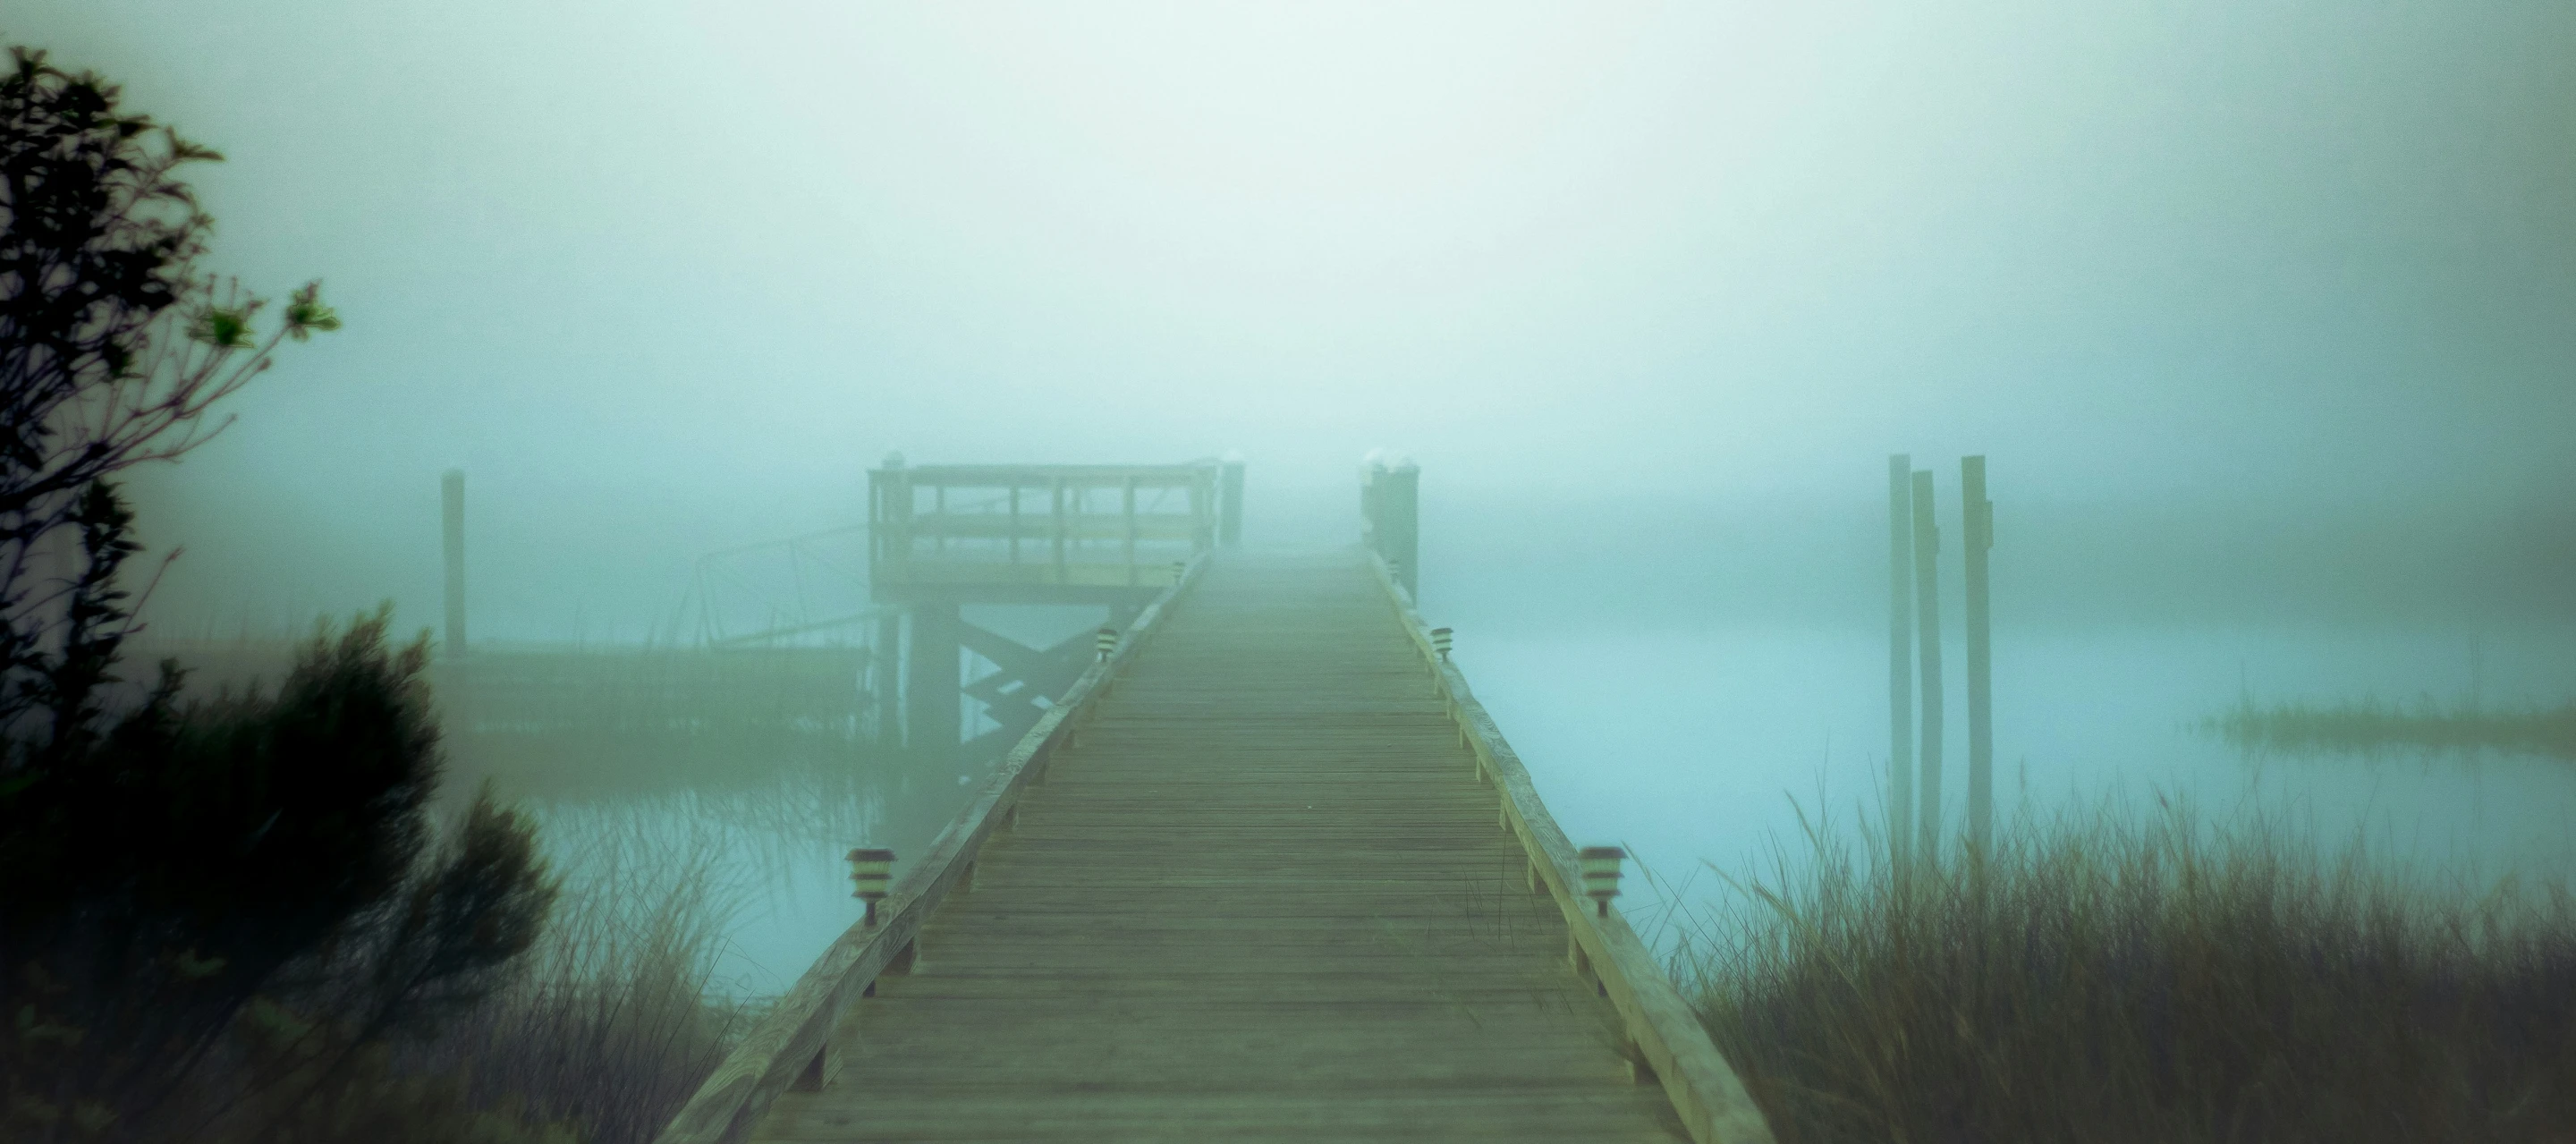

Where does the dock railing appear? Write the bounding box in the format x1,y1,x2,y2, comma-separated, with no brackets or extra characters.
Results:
648,552,1212,1144
1365,554,1777,1144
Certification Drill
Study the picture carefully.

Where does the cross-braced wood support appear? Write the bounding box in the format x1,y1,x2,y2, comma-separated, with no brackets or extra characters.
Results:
876,457,1233,771
958,621,1096,764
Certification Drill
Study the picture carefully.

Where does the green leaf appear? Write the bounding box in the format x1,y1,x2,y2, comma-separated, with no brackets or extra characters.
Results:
284,280,341,341
187,306,255,348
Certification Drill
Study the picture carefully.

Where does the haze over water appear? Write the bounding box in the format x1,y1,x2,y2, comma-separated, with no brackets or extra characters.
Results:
18,3,2573,987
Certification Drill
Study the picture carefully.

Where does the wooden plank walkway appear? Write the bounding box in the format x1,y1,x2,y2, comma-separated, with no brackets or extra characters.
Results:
749,549,1693,1142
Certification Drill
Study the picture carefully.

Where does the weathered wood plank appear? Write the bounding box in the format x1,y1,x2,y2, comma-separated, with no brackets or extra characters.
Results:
648,555,1209,1144
686,547,1759,1144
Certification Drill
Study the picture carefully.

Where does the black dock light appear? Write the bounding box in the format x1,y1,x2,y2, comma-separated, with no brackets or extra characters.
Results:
1096,626,1117,662
1430,627,1453,660
848,847,894,926
1579,846,1624,918
1171,560,1186,584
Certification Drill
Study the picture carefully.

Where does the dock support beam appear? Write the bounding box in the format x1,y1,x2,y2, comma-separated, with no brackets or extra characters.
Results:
875,610,902,746
907,603,961,767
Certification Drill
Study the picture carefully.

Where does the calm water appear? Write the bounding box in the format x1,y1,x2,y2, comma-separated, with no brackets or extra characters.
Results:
1468,624,2576,928
523,616,2576,995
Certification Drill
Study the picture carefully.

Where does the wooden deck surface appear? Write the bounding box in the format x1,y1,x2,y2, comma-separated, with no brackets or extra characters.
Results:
749,549,1690,1142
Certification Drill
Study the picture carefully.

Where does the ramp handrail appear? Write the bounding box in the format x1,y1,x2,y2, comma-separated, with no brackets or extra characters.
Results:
649,553,1212,1144
1365,553,1778,1144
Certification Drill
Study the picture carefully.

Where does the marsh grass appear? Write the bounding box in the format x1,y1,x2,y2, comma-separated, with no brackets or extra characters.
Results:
2205,694,2576,760
407,807,759,1144
1677,805,2576,1143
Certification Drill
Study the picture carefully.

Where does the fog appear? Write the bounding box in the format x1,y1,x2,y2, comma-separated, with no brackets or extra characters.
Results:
15,3,2575,985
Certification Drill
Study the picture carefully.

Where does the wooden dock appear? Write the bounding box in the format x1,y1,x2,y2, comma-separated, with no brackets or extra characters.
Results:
657,547,1771,1144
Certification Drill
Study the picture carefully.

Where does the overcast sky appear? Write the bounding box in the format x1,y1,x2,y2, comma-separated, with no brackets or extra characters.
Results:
12,2,2572,634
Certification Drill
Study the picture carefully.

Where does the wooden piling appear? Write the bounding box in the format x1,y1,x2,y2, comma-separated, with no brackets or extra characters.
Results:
873,611,902,745
907,603,961,767
1911,469,1944,865
1887,455,1914,869
1962,455,1994,854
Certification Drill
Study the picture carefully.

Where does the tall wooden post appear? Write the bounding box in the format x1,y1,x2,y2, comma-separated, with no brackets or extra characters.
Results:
441,469,466,659
907,602,961,767
1218,453,1245,547
1376,462,1419,600
868,453,910,588
1962,456,1994,854
1911,469,1944,865
1886,456,1914,869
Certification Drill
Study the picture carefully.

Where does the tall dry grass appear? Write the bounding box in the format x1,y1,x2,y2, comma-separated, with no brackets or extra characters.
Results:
406,808,758,1144
1679,805,2576,1143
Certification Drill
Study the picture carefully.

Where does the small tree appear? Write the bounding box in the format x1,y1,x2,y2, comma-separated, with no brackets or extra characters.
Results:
0,46,557,1143
0,47,339,744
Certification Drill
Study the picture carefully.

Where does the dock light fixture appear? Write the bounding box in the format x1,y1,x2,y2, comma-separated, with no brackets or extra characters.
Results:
848,847,894,926
1579,846,1624,918
1096,626,1117,662
1430,627,1453,660
1171,560,1186,584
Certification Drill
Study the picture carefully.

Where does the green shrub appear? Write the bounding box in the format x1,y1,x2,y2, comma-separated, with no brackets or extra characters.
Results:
2,613,558,1144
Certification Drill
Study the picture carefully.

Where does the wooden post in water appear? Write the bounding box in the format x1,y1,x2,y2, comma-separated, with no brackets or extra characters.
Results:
1887,456,1914,869
1911,469,1944,865
1962,456,1994,854
874,611,902,746
441,469,466,659
907,603,961,767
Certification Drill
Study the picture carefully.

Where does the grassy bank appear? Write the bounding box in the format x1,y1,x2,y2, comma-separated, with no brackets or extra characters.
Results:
1681,808,2576,1143
2204,695,2576,760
